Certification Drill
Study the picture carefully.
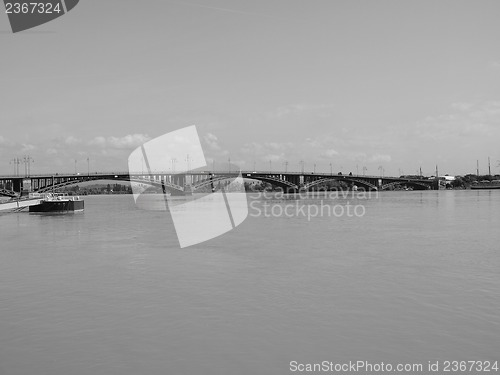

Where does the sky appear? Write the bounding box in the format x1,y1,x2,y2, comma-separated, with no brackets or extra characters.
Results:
1,0,500,177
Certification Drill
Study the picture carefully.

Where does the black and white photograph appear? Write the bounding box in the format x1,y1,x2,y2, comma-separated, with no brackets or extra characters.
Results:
1,1,499,374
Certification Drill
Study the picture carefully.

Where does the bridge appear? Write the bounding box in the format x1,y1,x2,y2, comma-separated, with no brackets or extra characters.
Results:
0,170,438,197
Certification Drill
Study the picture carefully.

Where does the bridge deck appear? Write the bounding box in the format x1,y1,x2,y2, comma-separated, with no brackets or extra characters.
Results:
0,171,438,194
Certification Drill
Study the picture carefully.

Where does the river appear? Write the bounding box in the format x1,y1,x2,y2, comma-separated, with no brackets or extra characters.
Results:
1,191,499,375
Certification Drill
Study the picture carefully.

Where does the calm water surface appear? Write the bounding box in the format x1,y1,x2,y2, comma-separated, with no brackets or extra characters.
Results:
1,191,499,375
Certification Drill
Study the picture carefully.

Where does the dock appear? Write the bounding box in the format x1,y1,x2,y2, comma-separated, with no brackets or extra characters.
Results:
0,198,42,212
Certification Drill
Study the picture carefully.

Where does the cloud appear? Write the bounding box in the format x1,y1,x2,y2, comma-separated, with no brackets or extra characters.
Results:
267,142,291,151
109,134,150,148
263,153,285,162
240,141,294,157
89,134,150,149
0,135,15,148
414,100,500,141
369,154,392,163
203,133,221,150
267,106,293,119
322,149,339,158
263,103,335,120
450,102,473,111
21,143,35,152
0,136,9,147
89,136,106,147
305,137,322,148
64,136,81,145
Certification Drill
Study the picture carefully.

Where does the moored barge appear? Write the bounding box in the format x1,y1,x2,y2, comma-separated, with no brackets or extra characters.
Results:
29,193,84,213
471,180,500,190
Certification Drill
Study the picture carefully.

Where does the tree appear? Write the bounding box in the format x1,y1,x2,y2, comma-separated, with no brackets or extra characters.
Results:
451,177,464,189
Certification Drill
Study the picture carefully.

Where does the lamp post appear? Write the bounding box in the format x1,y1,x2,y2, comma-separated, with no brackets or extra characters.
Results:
299,160,304,174
329,163,333,175
363,166,367,176
29,156,34,176
74,159,77,175
283,160,288,173
23,155,34,177
185,154,192,185
10,157,21,176
378,166,384,177
171,158,177,173
87,157,90,177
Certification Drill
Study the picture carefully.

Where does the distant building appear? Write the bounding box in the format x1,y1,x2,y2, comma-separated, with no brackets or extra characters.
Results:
439,175,456,181
437,175,455,189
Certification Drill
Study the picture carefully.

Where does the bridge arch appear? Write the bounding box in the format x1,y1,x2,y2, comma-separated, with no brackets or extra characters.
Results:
381,180,433,191
242,175,299,191
303,177,378,191
34,176,185,194
0,188,18,198
191,175,238,191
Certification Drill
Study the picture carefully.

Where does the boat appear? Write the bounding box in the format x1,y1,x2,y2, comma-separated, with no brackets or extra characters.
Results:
29,193,84,213
471,180,500,190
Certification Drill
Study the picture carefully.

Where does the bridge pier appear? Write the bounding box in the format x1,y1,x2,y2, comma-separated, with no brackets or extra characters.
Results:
183,185,193,196
12,178,22,194
432,179,440,190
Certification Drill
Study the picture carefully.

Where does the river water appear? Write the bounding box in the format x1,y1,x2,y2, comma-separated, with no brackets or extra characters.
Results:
1,191,499,375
